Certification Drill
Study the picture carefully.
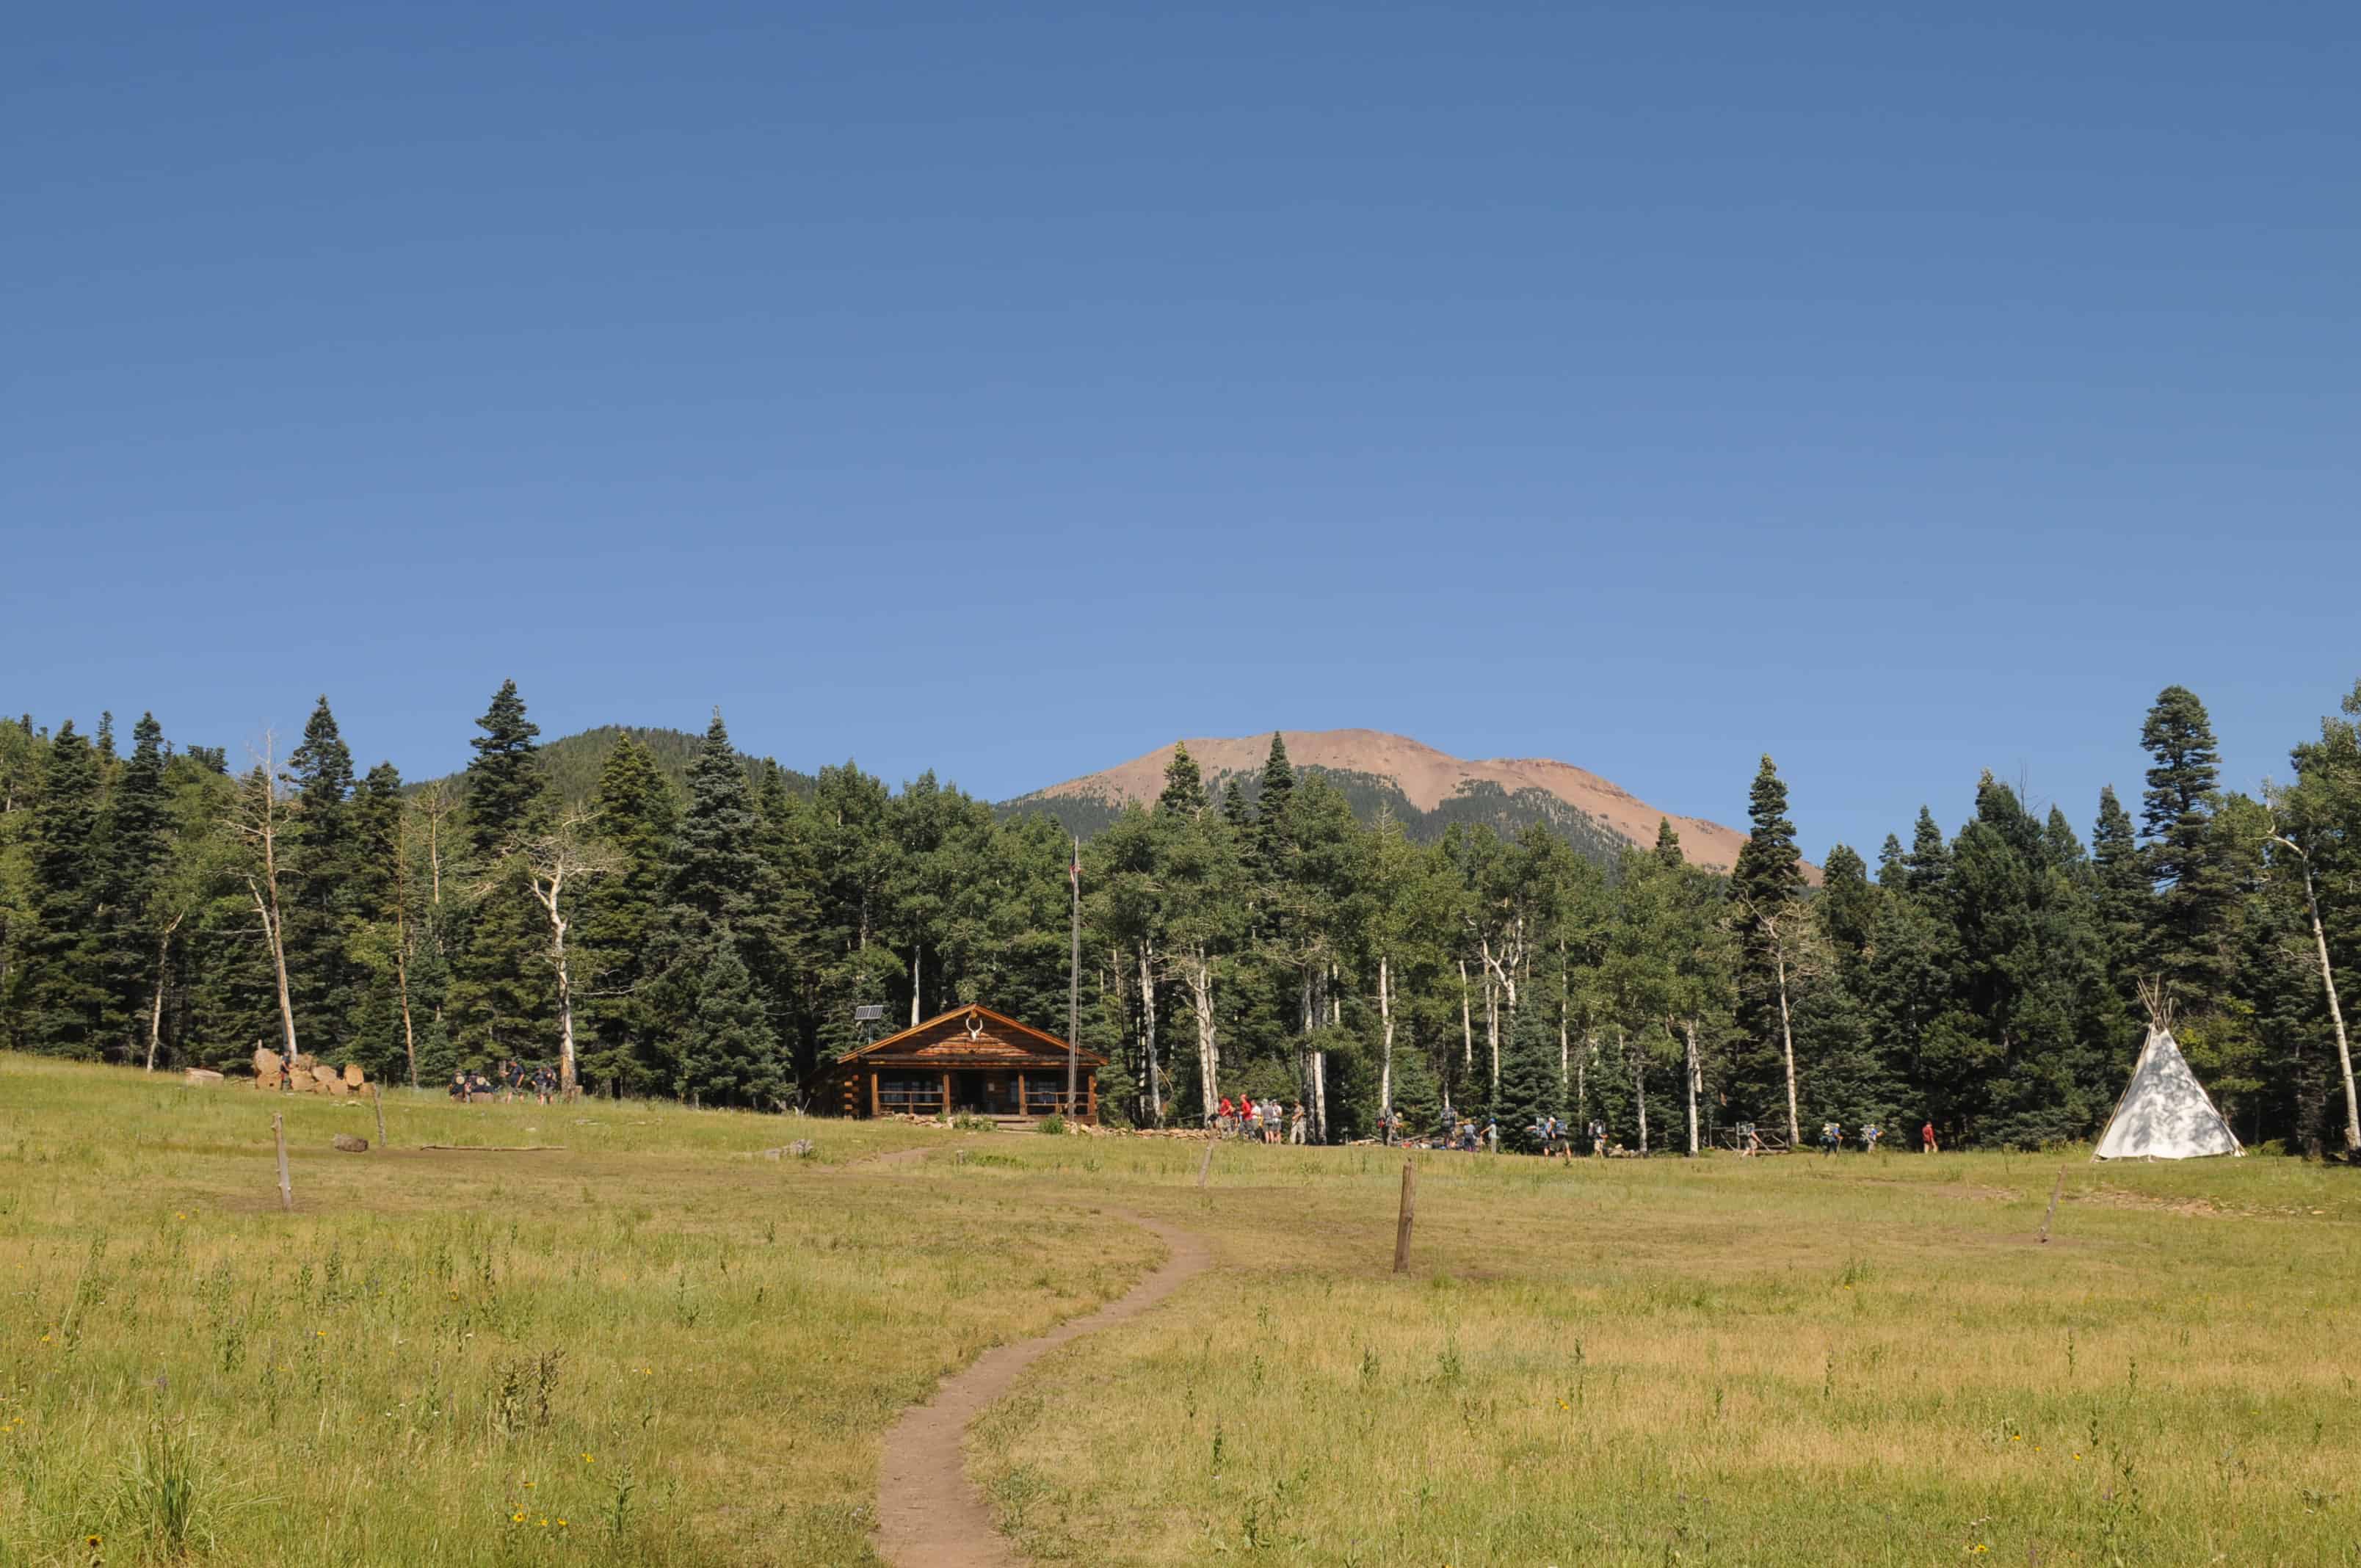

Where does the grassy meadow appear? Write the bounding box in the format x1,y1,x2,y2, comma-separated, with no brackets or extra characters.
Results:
5,1057,2359,1567
0,1057,1158,1567
967,1139,2361,1567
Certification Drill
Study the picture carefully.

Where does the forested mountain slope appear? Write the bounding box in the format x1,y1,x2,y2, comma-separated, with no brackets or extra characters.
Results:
418,724,815,806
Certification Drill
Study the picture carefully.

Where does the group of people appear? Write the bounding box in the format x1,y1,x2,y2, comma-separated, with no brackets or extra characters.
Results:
1814,1119,1940,1155
447,1059,565,1105
1374,1111,1614,1158
1211,1096,1309,1144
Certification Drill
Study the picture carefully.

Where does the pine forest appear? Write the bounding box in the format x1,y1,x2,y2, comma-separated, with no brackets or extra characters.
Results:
4,678,2357,1158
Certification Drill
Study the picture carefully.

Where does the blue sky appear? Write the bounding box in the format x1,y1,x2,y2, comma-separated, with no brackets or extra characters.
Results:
7,2,2356,857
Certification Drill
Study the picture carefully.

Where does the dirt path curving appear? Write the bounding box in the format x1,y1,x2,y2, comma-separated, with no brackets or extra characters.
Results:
875,1212,1209,1567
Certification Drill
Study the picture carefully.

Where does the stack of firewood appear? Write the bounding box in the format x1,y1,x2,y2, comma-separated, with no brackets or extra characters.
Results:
251,1047,366,1097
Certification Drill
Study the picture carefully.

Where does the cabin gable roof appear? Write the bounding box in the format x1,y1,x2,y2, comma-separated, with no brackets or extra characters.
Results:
831,1004,1106,1070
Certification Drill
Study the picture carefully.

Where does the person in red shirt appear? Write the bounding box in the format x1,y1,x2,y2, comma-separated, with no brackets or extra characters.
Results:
1217,1096,1236,1136
1921,1120,1938,1155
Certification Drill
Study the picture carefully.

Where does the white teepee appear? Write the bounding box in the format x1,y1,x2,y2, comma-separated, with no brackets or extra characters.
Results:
2092,987,2242,1161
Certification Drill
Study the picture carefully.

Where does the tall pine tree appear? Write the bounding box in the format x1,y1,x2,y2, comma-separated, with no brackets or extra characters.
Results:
15,722,106,1056
450,681,553,1063
578,732,678,1095
2139,685,2235,1006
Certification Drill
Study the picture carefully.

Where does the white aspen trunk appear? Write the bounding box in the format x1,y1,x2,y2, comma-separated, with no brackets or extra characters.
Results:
1139,943,1162,1124
1558,940,1570,1105
253,882,298,1062
552,907,577,1095
2294,857,2360,1153
1775,938,1802,1149
1459,959,1473,1069
1484,971,1501,1093
394,817,418,1088
1377,954,1395,1118
1577,1034,1589,1119
1627,1029,1648,1153
1187,948,1219,1118
395,945,418,1089
1683,1017,1700,1157
143,914,180,1072
910,945,921,1027
523,862,580,1094
1310,1049,1327,1144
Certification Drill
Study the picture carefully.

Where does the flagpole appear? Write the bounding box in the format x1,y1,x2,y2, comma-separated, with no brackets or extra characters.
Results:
1066,836,1081,1118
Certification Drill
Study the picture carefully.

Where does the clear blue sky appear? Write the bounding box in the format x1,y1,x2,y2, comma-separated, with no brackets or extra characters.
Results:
7,2,2356,857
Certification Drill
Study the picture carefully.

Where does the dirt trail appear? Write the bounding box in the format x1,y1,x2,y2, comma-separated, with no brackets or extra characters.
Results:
875,1213,1209,1567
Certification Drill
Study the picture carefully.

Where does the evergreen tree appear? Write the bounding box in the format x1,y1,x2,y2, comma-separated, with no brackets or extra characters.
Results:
1219,778,1252,831
1818,843,1876,960
1252,732,1296,873
465,680,547,857
99,713,174,1053
345,762,413,1081
1904,807,1951,892
1653,817,1683,868
286,696,361,1058
2139,685,2236,1003
17,722,107,1055
1493,992,1559,1150
652,713,797,1092
449,682,554,1062
1726,755,1806,1135
1158,743,1208,819
674,932,784,1107
577,733,677,1095
2089,785,2149,998
1876,833,1908,888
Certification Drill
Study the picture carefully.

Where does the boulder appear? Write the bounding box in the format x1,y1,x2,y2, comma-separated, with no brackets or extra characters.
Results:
343,1063,365,1089
331,1133,369,1153
184,1067,225,1086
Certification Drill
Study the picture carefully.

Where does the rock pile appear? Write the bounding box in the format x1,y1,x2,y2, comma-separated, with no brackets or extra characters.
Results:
251,1047,368,1097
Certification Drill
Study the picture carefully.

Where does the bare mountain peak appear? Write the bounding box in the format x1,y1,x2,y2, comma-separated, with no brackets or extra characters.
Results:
1020,727,1762,872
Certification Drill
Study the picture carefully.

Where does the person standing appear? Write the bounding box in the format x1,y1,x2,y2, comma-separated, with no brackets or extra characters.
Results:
1921,1119,1938,1155
1820,1120,1841,1157
1288,1102,1306,1145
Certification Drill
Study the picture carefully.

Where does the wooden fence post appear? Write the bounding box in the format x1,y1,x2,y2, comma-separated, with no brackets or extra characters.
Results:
2039,1164,2065,1244
1392,1158,1418,1274
274,1113,293,1212
371,1083,388,1152
1197,1138,1216,1189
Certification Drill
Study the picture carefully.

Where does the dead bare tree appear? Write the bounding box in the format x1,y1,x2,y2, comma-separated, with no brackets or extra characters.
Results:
227,734,300,1064
1728,892,1818,1150
413,779,456,924
2266,825,2360,1155
497,810,621,1097
143,912,185,1072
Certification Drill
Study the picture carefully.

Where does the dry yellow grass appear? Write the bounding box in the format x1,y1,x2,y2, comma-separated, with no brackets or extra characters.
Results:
966,1141,2361,1566
10,1058,2357,1566
0,1057,1158,1567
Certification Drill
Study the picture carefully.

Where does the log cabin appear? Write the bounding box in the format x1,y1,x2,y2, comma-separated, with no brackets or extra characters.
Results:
816,1004,1104,1124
